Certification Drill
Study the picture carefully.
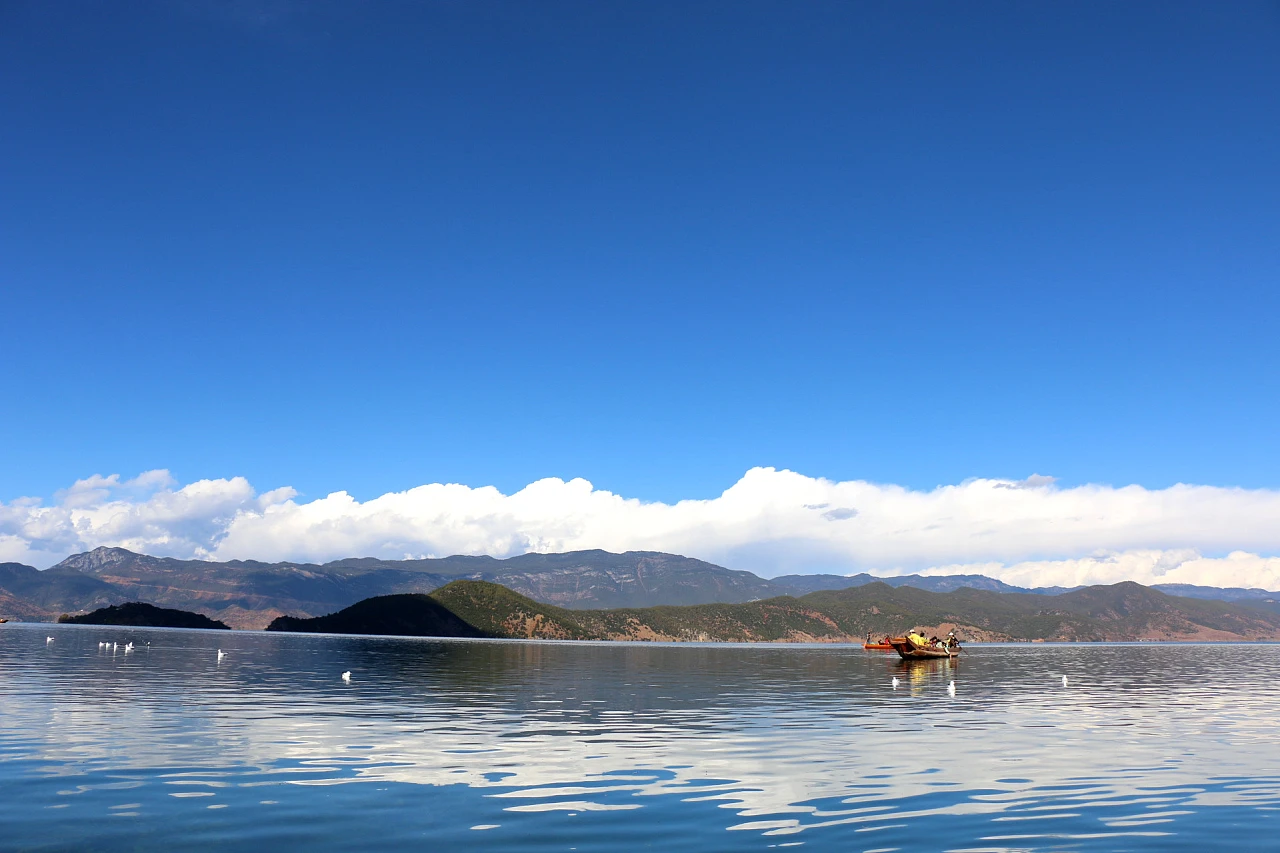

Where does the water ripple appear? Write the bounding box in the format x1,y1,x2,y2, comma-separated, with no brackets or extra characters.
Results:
3,625,1280,850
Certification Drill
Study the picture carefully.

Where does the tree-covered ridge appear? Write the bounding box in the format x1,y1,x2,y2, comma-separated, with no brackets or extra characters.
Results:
265,579,1280,643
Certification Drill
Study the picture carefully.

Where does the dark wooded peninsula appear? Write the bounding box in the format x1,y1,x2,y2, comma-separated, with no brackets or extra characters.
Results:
59,602,230,630
266,579,1280,643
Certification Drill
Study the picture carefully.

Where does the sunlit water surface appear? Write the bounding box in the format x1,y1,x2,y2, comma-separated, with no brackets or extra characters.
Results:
2,624,1278,851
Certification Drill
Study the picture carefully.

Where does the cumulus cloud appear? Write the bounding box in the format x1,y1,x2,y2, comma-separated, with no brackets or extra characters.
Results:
0,471,293,568
2,467,1280,590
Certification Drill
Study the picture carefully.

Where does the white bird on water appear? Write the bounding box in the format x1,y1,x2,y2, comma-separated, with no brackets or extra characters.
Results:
342,671,352,683
125,642,133,652
948,680,957,696
46,636,54,644
217,649,225,661
1062,675,1069,687
891,677,900,689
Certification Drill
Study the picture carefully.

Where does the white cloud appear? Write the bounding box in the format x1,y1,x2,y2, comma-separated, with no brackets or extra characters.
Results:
2,467,1280,590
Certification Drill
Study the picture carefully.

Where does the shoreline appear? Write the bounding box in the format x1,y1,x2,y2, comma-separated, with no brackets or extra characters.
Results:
15,622,1280,647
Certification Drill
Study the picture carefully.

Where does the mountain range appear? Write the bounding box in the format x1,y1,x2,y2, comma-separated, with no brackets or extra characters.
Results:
265,579,1280,643
1,546,1276,630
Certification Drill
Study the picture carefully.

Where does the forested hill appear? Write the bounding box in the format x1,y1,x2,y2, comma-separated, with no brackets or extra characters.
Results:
58,602,230,630
266,580,1280,643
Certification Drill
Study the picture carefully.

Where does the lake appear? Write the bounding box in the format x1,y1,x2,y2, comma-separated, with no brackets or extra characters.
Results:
2,623,1278,851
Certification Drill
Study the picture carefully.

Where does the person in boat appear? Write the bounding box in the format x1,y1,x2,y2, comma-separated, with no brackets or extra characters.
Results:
907,629,929,648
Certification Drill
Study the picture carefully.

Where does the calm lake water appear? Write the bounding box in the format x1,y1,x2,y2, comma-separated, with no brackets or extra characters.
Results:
2,624,1278,851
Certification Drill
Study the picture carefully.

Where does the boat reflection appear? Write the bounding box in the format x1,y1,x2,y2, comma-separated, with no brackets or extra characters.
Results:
892,655,957,695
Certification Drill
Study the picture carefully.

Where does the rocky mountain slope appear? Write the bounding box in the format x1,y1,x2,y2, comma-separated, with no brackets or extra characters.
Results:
0,562,126,615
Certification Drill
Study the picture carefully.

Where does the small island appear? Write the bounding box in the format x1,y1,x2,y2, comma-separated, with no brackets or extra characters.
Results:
59,602,230,630
267,592,490,637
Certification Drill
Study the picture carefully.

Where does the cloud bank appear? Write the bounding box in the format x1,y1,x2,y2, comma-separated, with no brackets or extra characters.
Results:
3,467,1280,590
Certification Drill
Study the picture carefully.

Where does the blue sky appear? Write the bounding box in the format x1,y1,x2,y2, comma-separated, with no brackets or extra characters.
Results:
2,1,1278,507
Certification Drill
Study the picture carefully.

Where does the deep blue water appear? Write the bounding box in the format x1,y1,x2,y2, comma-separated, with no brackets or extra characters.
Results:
2,623,1278,851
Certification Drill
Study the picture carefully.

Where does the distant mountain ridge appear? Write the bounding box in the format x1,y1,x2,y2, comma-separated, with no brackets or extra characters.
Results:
1148,583,1280,602
771,572,1030,596
0,546,1274,630
0,561,125,613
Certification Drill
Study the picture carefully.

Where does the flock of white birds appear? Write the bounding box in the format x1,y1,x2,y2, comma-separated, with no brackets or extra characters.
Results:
43,633,355,682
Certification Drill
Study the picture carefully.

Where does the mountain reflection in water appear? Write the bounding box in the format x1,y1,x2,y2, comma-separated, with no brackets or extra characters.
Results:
2,624,1278,851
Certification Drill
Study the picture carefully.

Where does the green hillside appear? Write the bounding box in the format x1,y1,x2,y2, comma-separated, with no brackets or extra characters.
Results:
570,599,850,642
792,581,1280,642
428,580,593,639
265,579,1280,643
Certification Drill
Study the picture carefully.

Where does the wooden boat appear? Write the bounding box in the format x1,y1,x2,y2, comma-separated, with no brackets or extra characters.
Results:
889,634,960,660
863,634,895,650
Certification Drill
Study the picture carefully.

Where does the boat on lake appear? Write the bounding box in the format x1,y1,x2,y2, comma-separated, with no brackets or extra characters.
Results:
863,633,894,651
888,631,961,660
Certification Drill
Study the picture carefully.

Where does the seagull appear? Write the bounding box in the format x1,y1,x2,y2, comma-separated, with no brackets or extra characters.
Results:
891,677,900,689
341,671,352,682
46,636,54,644
1062,675,1069,687
948,680,957,696
217,649,225,661
125,642,133,651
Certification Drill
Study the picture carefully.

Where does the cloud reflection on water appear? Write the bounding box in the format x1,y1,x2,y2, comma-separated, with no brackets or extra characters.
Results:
3,626,1280,848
